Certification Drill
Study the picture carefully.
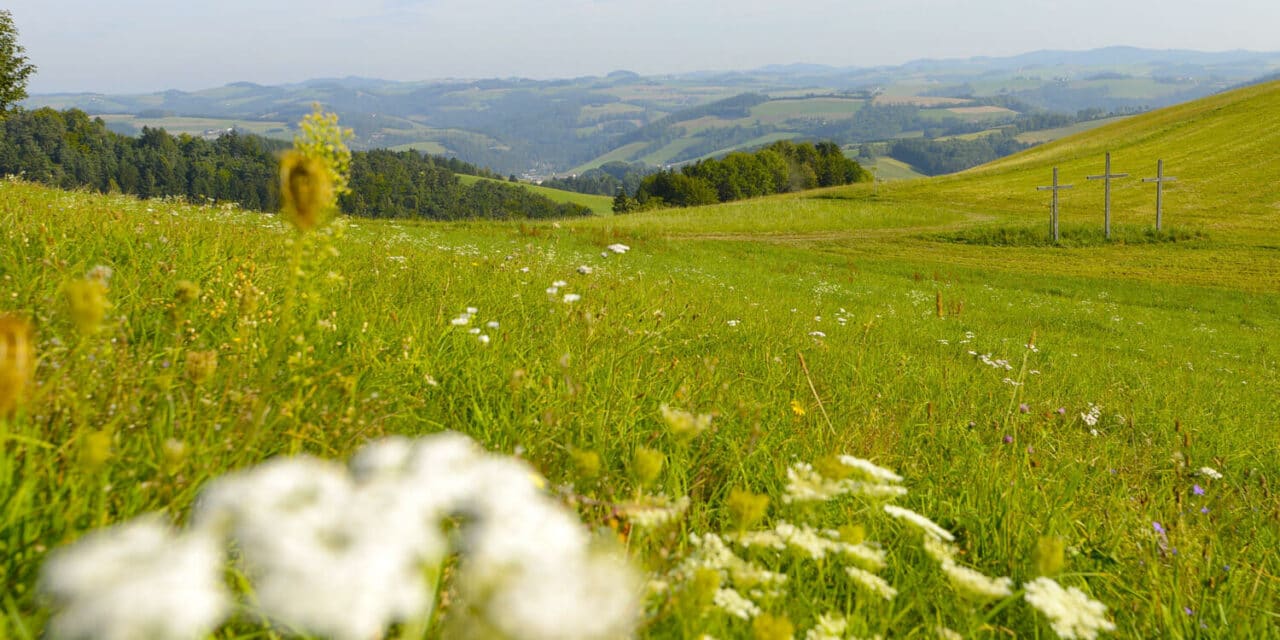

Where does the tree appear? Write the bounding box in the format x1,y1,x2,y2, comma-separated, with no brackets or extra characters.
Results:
0,10,36,114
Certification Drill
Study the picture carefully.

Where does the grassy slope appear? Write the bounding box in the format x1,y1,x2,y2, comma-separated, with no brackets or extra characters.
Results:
455,174,615,215
1,81,1278,638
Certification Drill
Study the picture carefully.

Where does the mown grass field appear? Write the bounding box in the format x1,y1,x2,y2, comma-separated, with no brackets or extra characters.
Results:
455,174,615,215
2,81,1278,639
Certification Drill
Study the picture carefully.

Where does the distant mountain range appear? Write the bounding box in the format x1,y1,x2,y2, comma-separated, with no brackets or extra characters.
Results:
24,47,1280,176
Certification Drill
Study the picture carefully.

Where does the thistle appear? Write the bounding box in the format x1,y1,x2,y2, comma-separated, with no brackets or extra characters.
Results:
0,314,34,417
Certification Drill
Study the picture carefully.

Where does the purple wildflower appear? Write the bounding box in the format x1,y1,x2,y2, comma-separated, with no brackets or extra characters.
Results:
1019,403,1030,414
1003,435,1013,444
1193,484,1205,496
1153,521,1166,535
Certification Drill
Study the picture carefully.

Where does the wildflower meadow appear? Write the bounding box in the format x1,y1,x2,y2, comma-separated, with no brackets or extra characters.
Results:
2,84,1279,640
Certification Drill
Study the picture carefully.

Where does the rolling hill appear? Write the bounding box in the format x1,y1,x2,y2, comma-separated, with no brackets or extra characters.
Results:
25,48,1280,176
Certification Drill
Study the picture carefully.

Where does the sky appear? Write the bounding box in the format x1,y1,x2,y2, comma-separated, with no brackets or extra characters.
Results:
7,0,1280,94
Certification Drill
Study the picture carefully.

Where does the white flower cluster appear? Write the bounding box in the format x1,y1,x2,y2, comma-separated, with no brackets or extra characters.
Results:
670,533,787,619
731,521,885,570
882,504,955,542
939,559,1013,602
606,243,631,254
41,433,639,640
1198,466,1223,480
783,462,908,504
804,613,850,640
1081,403,1101,427
1023,576,1117,640
622,495,691,529
39,518,227,640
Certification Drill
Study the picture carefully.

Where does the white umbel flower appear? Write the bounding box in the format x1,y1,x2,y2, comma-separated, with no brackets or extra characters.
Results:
837,455,903,484
940,560,1013,601
40,518,229,640
1197,466,1223,480
883,504,955,542
805,613,849,640
1023,577,1116,640
846,566,897,600
713,587,760,620
784,462,908,504
607,243,630,254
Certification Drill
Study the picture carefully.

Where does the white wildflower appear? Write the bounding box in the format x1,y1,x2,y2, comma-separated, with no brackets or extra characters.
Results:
784,462,908,504
469,327,481,335
466,306,478,314
809,331,827,338
546,287,559,295
940,560,1013,601
564,293,581,303
577,265,593,274
607,243,630,254
883,504,955,542
805,613,848,640
1198,467,1223,480
39,518,229,640
922,534,959,563
726,319,741,327
552,280,568,288
451,314,471,326
478,334,491,345
837,455,903,484
660,404,712,438
622,495,691,529
845,566,897,600
936,626,964,640
1023,577,1115,640
85,265,114,288
713,587,760,620
486,321,500,329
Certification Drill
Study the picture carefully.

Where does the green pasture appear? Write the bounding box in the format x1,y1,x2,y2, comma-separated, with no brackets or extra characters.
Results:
2,80,1278,638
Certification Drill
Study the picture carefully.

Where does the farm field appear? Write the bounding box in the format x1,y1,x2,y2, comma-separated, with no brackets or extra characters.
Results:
1,80,1278,639
455,174,615,215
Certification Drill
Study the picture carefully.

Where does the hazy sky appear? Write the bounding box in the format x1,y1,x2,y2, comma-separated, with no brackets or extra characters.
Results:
7,0,1279,94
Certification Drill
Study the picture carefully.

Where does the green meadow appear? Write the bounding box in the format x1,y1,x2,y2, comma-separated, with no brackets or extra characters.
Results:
1,81,1278,638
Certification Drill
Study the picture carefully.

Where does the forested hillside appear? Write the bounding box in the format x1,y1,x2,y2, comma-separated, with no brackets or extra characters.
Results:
0,108,590,220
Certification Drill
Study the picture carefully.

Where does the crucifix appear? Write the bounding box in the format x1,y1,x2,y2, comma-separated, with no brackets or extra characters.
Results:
1036,167,1073,242
1087,153,1128,239
1142,159,1177,230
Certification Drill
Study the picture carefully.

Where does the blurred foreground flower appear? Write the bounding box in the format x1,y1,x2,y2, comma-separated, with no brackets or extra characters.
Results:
43,432,640,640
0,314,34,417
39,518,228,640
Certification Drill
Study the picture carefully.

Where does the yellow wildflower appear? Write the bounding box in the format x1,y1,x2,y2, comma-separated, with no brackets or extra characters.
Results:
279,151,333,232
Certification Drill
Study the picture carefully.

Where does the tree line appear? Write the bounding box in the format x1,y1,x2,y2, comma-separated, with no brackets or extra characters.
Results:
0,108,590,220
613,140,869,212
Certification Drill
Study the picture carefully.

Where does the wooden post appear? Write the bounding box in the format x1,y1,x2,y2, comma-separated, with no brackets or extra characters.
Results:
1087,153,1128,239
1037,167,1074,242
1142,160,1177,231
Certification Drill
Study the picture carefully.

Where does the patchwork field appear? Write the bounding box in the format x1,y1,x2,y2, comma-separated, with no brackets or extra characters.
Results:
2,81,1278,638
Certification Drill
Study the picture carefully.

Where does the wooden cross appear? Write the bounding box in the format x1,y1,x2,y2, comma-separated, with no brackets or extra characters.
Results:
1037,167,1073,242
1087,153,1128,239
1142,159,1177,230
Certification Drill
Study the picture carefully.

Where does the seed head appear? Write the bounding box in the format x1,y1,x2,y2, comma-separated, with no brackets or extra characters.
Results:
0,314,35,417
632,447,665,488
185,350,218,385
726,488,770,532
279,151,334,232
751,613,795,640
1034,535,1066,577
64,279,109,334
